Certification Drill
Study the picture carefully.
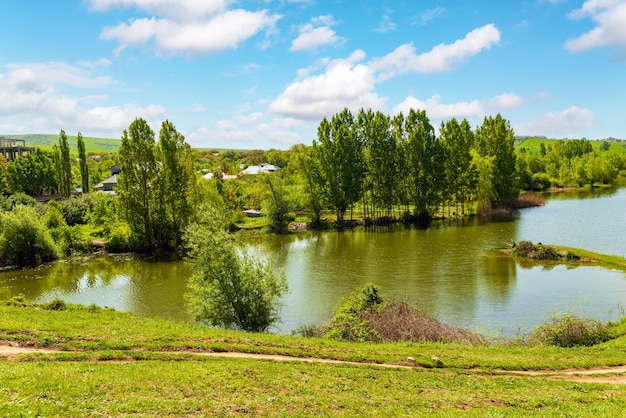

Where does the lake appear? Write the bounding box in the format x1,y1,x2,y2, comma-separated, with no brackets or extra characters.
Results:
1,187,625,337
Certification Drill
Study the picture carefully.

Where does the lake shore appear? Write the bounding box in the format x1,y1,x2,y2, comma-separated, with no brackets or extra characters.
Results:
1,300,626,416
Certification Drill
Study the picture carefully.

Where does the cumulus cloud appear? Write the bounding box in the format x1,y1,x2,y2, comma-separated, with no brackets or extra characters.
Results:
372,24,501,80
565,0,626,53
392,93,524,121
0,62,164,136
268,50,386,120
269,24,501,121
290,15,344,51
515,106,595,136
90,0,281,54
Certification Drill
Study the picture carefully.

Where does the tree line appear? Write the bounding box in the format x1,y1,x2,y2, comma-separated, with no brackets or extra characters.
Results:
300,108,517,224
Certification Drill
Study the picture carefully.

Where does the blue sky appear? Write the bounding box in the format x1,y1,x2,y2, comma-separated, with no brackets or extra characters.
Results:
1,0,625,149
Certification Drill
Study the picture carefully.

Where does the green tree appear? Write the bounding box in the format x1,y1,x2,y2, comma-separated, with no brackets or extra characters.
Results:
263,174,292,233
475,115,518,207
77,132,89,193
0,154,9,195
359,109,397,219
0,205,59,267
313,108,365,223
154,120,197,248
117,118,158,250
440,118,476,215
293,144,324,224
7,149,57,196
403,109,444,220
185,205,288,332
55,130,72,198
471,150,496,210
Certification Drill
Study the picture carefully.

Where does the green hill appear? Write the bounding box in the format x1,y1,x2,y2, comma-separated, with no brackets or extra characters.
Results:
1,134,120,154
515,136,626,154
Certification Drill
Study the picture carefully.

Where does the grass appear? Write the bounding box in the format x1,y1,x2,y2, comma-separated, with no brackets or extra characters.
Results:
1,300,626,415
503,241,626,273
515,137,626,154
3,133,121,154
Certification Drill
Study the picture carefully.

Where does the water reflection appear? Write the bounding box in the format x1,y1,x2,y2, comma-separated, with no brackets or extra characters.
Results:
1,188,625,336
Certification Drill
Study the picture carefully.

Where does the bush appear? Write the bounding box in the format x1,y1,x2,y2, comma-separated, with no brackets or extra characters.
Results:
59,195,91,226
105,223,133,253
185,205,288,333
43,299,67,311
531,173,551,191
316,284,484,344
0,205,59,267
513,240,560,260
530,314,611,347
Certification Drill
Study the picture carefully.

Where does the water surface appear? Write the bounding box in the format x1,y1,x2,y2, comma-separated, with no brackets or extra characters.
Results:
1,188,625,336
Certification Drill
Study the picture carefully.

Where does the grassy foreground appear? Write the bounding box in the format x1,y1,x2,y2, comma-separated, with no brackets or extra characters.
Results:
1,301,626,416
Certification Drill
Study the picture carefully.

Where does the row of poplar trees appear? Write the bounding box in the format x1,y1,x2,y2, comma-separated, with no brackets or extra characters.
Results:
305,108,518,223
54,130,89,198
117,118,196,251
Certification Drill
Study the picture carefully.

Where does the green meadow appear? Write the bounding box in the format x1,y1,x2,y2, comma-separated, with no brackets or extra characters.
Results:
1,300,626,416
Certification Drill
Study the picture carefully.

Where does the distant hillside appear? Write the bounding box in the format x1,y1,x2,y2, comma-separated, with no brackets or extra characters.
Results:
515,137,626,154
1,134,120,154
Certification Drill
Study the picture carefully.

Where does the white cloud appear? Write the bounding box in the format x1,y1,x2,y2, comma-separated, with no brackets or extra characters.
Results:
5,62,115,88
0,62,164,136
375,14,396,33
392,93,524,121
268,50,386,120
269,25,501,122
290,15,344,51
515,106,595,136
565,0,626,53
372,24,501,80
414,7,446,26
91,0,281,54
89,0,230,22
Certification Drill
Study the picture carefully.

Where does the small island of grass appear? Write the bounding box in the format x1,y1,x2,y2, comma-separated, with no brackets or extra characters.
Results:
502,240,626,272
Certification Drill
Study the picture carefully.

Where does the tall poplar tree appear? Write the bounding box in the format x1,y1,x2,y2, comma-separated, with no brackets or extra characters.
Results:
55,130,72,198
117,118,158,250
155,120,196,248
404,109,444,220
313,108,365,223
475,114,518,207
77,132,89,193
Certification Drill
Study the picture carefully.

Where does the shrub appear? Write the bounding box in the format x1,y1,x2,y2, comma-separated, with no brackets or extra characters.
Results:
59,195,90,226
43,299,67,311
0,205,59,267
185,205,288,333
530,314,611,347
531,173,551,191
317,284,483,344
105,223,133,253
513,240,560,260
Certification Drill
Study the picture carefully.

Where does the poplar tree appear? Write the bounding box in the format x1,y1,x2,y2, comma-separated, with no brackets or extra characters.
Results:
117,118,158,250
475,114,518,207
55,130,72,198
404,109,444,220
77,132,89,193
155,120,196,248
313,108,365,223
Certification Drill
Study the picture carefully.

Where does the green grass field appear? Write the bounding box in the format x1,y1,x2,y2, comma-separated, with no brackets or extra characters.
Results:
2,133,121,154
515,137,626,154
1,300,625,416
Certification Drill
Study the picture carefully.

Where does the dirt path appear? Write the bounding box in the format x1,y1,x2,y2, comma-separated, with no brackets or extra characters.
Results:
2,344,625,384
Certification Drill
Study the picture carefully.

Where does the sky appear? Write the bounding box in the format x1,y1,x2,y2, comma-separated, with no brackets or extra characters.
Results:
1,0,625,150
